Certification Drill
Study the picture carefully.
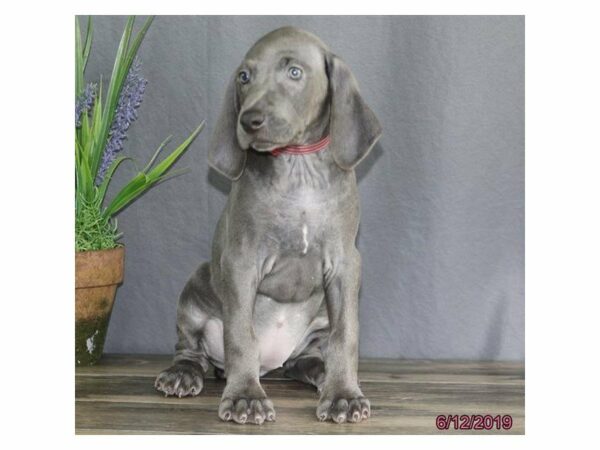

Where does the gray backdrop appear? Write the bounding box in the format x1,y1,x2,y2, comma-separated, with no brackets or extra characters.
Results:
84,16,524,361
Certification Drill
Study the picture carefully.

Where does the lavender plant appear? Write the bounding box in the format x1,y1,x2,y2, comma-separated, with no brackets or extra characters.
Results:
75,83,97,127
97,58,147,183
75,16,203,251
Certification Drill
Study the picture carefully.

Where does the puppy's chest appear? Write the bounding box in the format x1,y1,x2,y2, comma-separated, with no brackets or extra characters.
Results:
259,193,331,256
255,195,333,302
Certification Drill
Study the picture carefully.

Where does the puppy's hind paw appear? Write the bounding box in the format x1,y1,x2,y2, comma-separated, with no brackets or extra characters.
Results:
154,361,204,398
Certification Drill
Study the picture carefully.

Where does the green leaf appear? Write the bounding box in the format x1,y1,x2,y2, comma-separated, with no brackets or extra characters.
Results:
103,121,204,218
145,121,204,182
150,167,192,186
103,172,147,217
75,17,83,96
92,79,103,135
121,16,154,86
142,135,172,173
75,139,94,203
97,155,133,205
82,16,93,72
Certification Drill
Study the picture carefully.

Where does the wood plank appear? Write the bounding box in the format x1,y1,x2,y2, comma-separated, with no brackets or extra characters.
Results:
77,354,524,381
76,354,524,435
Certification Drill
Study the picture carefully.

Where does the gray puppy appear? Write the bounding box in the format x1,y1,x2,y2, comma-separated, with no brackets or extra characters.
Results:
155,26,382,425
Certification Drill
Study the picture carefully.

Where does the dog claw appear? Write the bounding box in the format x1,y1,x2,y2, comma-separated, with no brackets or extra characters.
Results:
219,396,275,425
154,363,204,398
317,395,370,423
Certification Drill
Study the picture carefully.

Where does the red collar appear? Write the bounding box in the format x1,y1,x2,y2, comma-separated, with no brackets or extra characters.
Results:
270,136,330,157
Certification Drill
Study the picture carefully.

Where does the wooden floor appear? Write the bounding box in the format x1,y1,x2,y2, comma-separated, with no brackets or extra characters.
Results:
76,354,524,435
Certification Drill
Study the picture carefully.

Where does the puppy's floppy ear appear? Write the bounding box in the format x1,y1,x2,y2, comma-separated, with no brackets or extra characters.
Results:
326,53,382,170
208,73,247,180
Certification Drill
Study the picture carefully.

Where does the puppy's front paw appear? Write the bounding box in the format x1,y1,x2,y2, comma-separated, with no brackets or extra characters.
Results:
218,380,275,425
218,378,275,425
218,396,275,425
154,361,204,398
316,390,370,423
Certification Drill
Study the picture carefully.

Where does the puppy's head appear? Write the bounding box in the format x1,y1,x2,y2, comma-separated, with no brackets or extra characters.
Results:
235,27,329,153
209,27,382,180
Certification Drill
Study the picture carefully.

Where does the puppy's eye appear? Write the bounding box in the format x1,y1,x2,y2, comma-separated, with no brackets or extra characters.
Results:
288,66,303,80
238,70,250,84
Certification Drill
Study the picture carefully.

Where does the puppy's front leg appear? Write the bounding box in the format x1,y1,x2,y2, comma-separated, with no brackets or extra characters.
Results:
318,248,370,423
214,256,275,425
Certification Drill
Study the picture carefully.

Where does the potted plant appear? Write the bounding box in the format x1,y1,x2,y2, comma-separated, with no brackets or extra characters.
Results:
75,16,203,366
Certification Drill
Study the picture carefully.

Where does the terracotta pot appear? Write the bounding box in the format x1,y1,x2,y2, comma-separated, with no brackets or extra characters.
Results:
75,247,125,366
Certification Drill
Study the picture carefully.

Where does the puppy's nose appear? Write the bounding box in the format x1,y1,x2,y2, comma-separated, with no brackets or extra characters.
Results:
240,110,266,133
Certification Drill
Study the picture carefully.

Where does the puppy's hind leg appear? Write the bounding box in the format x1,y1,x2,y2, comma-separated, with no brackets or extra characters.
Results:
283,333,328,392
214,366,226,380
155,263,215,398
283,355,325,392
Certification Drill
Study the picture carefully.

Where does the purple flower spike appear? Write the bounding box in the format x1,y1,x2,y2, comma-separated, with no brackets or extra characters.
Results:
75,83,97,127
97,58,148,184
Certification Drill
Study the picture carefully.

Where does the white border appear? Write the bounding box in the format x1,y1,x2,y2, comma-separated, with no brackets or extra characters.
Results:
3,0,600,448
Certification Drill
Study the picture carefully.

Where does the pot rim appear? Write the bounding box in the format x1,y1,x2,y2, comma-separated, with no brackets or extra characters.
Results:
75,245,125,254
75,246,125,288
